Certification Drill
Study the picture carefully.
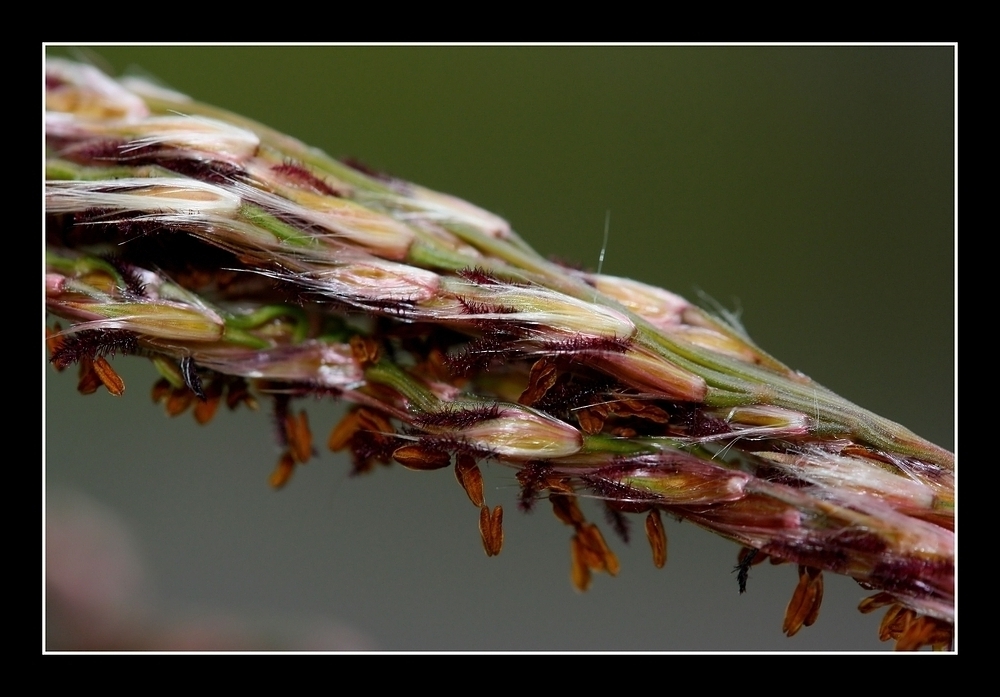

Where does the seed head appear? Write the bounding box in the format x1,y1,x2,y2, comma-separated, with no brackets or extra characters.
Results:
44,58,955,650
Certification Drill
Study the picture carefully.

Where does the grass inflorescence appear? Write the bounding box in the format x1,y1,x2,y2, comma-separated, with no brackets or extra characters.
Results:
45,58,954,650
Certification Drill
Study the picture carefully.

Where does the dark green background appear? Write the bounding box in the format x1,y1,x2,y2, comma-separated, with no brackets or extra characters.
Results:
45,46,954,650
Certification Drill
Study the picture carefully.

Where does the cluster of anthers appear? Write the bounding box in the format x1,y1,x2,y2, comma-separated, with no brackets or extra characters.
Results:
45,59,954,650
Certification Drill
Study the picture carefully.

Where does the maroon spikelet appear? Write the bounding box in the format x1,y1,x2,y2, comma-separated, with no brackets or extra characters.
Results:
271,161,343,197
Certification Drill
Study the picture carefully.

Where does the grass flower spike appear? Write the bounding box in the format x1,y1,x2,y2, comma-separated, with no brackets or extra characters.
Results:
45,56,954,651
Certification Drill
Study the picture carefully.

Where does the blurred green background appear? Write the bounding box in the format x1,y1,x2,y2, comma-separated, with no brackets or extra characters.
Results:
44,46,954,650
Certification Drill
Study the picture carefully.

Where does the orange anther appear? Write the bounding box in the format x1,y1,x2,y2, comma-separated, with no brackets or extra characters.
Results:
576,407,606,435
519,358,558,406
878,605,910,642
76,356,101,395
166,387,194,416
269,451,296,489
286,409,313,463
570,535,592,592
193,381,223,425
92,356,125,396
578,523,619,576
46,324,67,370
455,454,485,507
328,409,362,452
645,510,667,569
151,378,172,404
550,493,585,528
783,566,824,637
349,335,382,368
858,592,896,615
392,444,451,471
479,505,504,557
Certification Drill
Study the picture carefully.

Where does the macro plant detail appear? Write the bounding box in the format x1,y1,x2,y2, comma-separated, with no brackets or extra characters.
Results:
44,59,955,650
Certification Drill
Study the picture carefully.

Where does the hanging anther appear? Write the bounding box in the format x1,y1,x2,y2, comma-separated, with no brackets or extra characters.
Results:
285,409,313,464
455,453,485,507
479,505,504,557
193,379,224,425
76,356,101,395
645,509,667,569
269,451,296,489
349,335,382,368
91,356,125,396
783,565,824,637
392,444,451,471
